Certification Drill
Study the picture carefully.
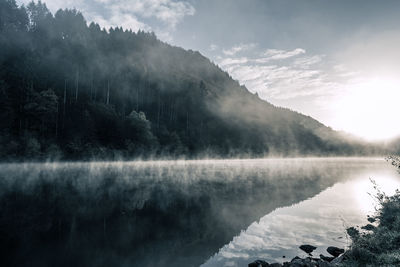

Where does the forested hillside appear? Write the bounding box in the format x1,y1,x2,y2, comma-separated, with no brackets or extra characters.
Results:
0,0,373,160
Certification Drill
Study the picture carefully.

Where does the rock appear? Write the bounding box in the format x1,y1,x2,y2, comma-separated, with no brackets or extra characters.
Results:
291,261,302,265
269,263,282,267
290,256,302,266
320,254,335,262
284,256,333,267
305,257,319,267
299,244,317,255
291,256,301,262
248,259,270,267
319,261,333,267
326,246,344,257
330,252,348,265
289,258,304,267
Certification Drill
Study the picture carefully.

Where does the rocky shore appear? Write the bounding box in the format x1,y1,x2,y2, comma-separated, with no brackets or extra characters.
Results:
248,245,347,267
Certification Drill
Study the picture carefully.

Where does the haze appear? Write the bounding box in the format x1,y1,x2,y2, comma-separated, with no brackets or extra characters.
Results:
17,0,400,140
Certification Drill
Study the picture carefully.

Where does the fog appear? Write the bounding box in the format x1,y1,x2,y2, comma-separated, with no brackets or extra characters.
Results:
1,1,386,162
1,2,400,267
0,158,394,267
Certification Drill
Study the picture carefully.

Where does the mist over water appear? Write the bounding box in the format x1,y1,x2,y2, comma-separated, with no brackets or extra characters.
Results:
0,158,398,267
203,159,400,266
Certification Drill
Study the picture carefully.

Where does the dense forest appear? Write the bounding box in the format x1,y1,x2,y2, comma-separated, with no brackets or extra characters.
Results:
0,0,378,160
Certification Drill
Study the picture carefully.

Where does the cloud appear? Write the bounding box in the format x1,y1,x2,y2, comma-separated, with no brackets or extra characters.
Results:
87,11,152,32
293,55,323,68
219,57,249,67
18,0,195,40
263,48,306,60
100,0,195,29
222,43,257,56
209,44,218,51
216,47,347,101
215,42,400,139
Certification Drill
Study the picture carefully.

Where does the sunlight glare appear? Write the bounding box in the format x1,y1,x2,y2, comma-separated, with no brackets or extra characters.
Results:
331,77,400,140
353,176,400,214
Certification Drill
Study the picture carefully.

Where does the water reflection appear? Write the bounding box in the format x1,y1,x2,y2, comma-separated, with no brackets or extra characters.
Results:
202,161,400,267
0,158,396,267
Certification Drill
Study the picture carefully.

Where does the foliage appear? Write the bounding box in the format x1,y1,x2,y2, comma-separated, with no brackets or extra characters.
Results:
0,0,372,161
343,156,400,266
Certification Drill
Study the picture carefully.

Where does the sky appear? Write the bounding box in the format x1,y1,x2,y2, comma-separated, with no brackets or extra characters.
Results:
18,0,400,140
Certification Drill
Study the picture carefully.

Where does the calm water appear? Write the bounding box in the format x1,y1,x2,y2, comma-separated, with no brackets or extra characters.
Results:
0,158,398,267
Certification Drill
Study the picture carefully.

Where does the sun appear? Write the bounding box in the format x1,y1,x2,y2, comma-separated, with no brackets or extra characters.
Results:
331,77,400,141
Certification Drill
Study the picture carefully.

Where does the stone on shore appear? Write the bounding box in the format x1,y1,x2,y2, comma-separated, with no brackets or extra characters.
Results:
326,246,344,257
299,244,317,254
319,254,335,262
330,253,347,264
248,259,270,267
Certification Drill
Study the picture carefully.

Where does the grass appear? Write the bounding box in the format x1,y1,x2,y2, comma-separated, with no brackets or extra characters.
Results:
342,156,400,266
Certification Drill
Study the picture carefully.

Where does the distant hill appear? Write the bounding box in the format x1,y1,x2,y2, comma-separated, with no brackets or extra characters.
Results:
0,0,377,160
383,137,400,155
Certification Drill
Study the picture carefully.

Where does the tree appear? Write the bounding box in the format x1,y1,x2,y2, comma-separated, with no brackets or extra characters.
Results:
0,0,369,160
24,88,58,134
0,80,14,130
125,110,156,149
26,0,52,31
0,0,28,32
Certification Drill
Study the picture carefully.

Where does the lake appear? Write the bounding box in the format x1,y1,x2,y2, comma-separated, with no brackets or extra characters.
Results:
0,158,398,267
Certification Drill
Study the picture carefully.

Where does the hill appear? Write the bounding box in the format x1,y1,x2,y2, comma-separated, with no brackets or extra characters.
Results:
0,0,374,160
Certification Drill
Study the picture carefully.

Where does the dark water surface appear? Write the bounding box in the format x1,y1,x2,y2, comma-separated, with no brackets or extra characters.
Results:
0,158,398,267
